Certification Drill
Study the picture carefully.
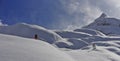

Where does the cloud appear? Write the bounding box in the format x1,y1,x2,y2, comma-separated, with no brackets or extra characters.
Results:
52,0,102,30
89,0,120,18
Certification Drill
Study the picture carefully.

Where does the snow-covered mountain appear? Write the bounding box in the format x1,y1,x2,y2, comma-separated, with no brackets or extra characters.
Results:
84,13,120,36
1,15,120,61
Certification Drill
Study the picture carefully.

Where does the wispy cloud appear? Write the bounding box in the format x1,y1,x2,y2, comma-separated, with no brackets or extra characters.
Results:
52,0,102,30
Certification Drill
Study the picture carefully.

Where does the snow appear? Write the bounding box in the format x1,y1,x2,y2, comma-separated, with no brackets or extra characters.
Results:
67,48,120,61
2,32,120,61
54,27,120,49
0,15,120,61
0,34,76,61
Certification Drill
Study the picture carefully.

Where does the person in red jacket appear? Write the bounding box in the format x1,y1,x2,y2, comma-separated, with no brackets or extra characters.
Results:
34,34,38,39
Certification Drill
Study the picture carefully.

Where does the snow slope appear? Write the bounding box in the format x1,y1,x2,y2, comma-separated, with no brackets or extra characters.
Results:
0,34,76,61
0,23,63,44
67,48,120,61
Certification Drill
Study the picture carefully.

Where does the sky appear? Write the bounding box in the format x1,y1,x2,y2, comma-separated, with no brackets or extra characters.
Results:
0,0,120,30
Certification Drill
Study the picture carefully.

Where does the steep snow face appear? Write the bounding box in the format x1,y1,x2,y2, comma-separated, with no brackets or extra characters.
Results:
84,13,120,35
0,34,76,61
0,23,63,44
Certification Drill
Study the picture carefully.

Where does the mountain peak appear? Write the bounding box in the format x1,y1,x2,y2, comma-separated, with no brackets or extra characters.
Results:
98,13,107,19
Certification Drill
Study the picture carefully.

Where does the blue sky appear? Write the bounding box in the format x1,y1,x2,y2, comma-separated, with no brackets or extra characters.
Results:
0,0,63,29
0,0,120,30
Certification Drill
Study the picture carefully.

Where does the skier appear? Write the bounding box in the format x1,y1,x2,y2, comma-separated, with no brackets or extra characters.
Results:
34,34,38,39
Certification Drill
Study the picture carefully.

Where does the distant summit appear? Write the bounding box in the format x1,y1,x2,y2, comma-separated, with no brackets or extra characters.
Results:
84,13,120,36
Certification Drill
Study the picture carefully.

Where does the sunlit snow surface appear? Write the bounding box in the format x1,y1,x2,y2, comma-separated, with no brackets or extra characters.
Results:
0,34,75,61
1,13,120,61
